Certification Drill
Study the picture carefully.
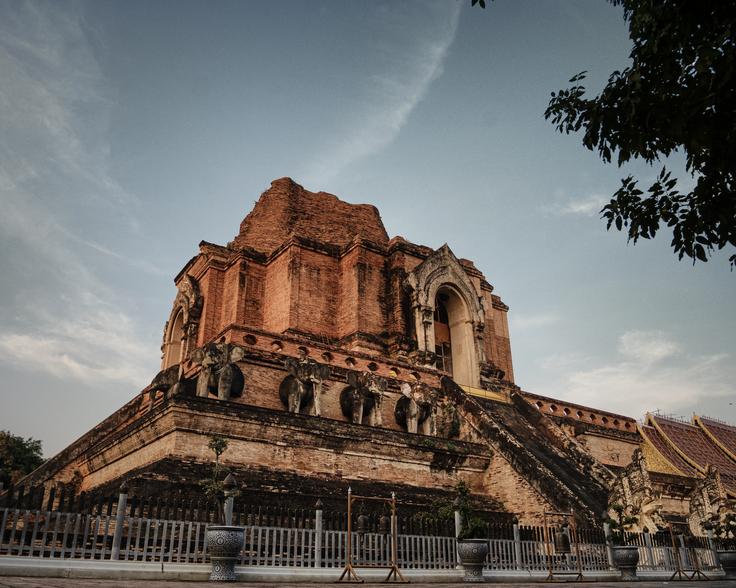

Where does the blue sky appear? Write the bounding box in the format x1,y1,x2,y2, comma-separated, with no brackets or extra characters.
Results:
1,0,733,456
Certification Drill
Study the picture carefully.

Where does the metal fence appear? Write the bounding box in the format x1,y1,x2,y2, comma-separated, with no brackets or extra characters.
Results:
0,483,463,535
624,530,719,572
1,504,722,574
0,483,725,576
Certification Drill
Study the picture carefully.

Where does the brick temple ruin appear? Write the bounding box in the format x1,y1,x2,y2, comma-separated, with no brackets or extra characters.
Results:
15,178,736,532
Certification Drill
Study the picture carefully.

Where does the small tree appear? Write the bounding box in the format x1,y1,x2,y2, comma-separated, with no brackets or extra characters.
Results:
453,481,487,540
413,480,486,540
0,431,44,487
605,503,638,546
200,434,233,524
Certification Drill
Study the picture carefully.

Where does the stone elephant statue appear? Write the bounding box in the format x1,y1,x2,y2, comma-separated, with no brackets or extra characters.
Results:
144,364,182,411
340,371,387,426
191,343,245,401
395,382,434,434
279,356,330,415
340,385,375,425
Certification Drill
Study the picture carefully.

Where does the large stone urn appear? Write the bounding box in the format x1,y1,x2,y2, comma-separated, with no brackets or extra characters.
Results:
611,545,639,581
717,550,736,580
206,525,245,581
457,538,489,582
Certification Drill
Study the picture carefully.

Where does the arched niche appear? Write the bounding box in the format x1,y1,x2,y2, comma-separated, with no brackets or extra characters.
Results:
434,285,477,387
340,386,376,425
163,308,185,368
405,244,485,387
160,274,203,370
279,375,314,414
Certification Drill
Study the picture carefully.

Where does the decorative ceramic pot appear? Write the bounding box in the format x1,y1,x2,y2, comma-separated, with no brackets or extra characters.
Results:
717,550,736,580
457,538,489,582
206,525,245,582
611,545,639,581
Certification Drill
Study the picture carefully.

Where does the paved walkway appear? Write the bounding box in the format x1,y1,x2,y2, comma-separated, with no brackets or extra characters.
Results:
0,579,732,587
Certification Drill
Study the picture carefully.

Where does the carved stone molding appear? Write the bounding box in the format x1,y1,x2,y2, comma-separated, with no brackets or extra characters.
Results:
688,465,730,535
608,448,665,532
404,244,486,386
408,349,437,368
161,274,203,367
480,361,505,387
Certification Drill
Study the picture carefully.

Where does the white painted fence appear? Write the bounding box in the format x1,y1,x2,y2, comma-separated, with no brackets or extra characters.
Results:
636,543,718,572
0,507,721,573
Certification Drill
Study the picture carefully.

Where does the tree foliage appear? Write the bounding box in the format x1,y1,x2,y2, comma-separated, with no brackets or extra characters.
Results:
605,503,639,546
709,512,736,551
453,480,488,540
199,434,232,524
545,1,736,267
0,430,44,487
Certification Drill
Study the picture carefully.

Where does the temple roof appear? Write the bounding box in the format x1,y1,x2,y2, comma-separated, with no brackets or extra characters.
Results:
695,415,736,462
640,423,699,477
646,414,736,495
232,177,389,255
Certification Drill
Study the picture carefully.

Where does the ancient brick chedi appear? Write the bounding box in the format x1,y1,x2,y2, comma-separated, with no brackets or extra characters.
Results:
17,178,735,529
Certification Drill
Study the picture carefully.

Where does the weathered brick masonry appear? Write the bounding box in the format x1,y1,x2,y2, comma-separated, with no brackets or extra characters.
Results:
15,178,735,530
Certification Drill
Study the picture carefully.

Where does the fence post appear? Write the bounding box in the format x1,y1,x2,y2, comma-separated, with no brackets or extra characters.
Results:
663,535,674,569
603,522,615,570
111,481,128,560
677,533,688,569
223,473,237,526
706,528,719,568
512,521,522,570
314,499,323,568
643,530,654,569
454,499,462,569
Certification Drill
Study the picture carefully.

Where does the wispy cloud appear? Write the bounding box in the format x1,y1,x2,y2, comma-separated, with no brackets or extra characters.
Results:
0,2,158,387
301,1,461,185
548,330,735,419
511,312,561,330
539,351,591,371
544,193,609,217
0,313,152,386
617,330,679,364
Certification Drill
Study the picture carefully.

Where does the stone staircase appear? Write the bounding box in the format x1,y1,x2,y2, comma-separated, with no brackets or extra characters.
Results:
442,376,614,523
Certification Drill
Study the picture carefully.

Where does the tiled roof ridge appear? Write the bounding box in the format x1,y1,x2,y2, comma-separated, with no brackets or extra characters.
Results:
639,423,691,477
651,413,699,428
646,413,707,475
694,414,736,465
648,414,736,495
699,414,736,428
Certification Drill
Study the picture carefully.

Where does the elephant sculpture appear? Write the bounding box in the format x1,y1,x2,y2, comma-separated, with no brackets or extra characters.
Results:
395,382,434,434
279,354,331,416
340,371,387,426
191,342,245,401
145,363,182,411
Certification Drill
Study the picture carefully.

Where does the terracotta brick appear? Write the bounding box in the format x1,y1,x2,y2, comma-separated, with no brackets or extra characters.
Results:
28,178,713,528
234,177,389,255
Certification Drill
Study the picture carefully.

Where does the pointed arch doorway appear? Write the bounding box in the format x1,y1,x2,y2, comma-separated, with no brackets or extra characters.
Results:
433,285,476,387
